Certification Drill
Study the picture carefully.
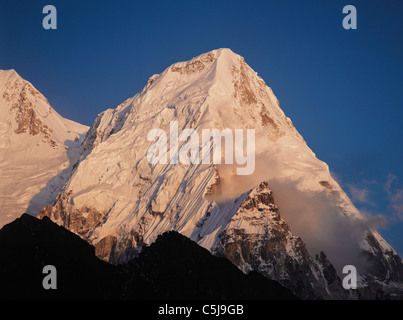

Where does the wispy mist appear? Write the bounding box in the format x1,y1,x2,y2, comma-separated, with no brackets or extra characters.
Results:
211,150,387,276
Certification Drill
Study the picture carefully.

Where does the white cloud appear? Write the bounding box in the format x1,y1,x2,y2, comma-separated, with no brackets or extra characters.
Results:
346,183,374,206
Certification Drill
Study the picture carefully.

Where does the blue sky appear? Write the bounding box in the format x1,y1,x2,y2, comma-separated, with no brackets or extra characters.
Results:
1,0,402,255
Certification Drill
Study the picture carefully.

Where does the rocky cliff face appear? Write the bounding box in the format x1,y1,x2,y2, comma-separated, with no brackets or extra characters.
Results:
215,182,403,299
358,232,403,298
213,182,347,299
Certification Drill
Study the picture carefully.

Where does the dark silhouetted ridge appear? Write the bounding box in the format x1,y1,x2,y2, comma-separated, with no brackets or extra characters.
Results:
0,214,296,300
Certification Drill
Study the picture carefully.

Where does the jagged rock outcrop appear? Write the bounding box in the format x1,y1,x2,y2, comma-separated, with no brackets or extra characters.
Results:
213,182,347,299
38,194,107,239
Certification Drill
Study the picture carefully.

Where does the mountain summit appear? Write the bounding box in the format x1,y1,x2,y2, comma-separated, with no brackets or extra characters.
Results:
11,48,399,299
0,69,88,226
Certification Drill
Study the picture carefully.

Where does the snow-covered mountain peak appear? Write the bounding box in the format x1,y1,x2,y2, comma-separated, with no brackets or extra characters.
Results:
35,50,403,298
39,49,350,239
0,69,88,226
0,69,87,147
167,48,237,75
88,47,302,153
0,69,20,82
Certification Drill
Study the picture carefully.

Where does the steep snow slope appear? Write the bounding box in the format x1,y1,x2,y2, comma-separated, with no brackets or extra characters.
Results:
0,69,88,226
38,49,402,298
